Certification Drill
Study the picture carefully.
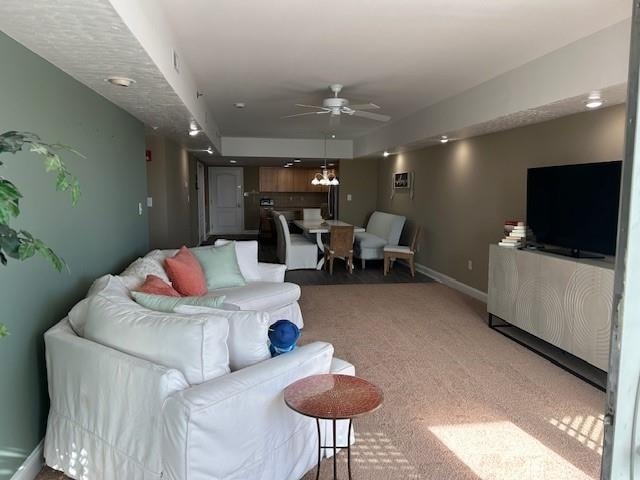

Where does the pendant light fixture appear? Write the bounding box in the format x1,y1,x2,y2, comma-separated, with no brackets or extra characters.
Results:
311,135,339,186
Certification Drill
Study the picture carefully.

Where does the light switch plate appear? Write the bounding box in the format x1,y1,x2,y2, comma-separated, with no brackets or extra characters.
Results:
138,202,143,216
347,194,352,202
147,197,153,207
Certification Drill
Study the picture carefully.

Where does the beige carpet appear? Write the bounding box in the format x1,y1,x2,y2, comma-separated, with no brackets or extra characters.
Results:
298,283,604,480
37,283,604,480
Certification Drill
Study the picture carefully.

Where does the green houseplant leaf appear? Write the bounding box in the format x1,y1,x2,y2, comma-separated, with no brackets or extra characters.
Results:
0,131,83,338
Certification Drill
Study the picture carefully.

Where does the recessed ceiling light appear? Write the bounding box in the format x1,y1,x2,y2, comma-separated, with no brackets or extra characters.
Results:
151,125,159,130
331,134,336,139
383,151,390,157
229,159,237,164
328,163,335,167
284,164,291,168
105,76,135,87
440,135,449,144
188,129,200,136
585,92,605,109
293,159,301,163
234,102,246,109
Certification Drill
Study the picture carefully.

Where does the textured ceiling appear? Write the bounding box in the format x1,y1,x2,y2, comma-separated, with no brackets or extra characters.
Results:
0,0,632,161
159,0,632,139
0,0,215,158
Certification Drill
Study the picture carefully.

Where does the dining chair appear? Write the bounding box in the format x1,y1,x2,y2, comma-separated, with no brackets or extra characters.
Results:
323,225,355,275
272,210,286,264
277,214,318,270
383,225,422,277
303,208,322,221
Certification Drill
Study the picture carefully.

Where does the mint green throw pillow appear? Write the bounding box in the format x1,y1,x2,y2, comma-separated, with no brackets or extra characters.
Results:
192,242,247,290
131,292,226,313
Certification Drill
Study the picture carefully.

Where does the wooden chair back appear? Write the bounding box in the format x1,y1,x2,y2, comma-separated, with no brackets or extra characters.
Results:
329,225,355,257
410,225,422,252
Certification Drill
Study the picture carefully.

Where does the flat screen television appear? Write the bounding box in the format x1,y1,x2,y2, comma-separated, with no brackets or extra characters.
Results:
526,161,622,258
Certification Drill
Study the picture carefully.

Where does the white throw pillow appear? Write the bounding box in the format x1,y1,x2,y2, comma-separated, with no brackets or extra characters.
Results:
120,257,170,290
174,305,271,371
84,294,230,384
211,240,262,282
144,249,178,264
68,275,130,336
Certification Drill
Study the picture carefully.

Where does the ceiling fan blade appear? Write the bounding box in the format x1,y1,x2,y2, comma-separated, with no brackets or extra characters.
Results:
329,114,341,126
348,103,380,110
352,110,391,122
295,104,330,110
281,111,330,119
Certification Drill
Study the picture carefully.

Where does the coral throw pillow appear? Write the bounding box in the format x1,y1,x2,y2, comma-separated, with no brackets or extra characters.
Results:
136,274,181,297
164,246,208,296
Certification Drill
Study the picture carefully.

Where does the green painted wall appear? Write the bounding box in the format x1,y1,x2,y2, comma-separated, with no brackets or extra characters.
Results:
0,32,149,478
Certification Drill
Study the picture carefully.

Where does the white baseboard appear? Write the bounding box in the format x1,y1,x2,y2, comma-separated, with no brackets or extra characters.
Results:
10,440,43,480
412,261,488,303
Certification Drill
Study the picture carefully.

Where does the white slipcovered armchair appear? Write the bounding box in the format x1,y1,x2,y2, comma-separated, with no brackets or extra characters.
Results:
44,320,354,479
354,211,406,269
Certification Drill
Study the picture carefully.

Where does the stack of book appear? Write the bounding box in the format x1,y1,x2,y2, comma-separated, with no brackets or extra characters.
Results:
499,221,529,248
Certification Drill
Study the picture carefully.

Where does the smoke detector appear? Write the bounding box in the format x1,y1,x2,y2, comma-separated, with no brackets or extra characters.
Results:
106,76,135,87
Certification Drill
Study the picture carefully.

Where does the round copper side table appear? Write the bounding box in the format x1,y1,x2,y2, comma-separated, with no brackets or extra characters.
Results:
284,374,383,480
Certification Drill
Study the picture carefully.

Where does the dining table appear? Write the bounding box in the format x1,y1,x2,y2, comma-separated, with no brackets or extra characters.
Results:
293,219,365,270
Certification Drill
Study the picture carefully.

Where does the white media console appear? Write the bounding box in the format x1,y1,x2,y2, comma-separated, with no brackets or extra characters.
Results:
487,244,614,372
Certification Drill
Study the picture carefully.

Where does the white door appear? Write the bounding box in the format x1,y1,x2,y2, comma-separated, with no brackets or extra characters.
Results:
197,162,206,243
209,167,243,234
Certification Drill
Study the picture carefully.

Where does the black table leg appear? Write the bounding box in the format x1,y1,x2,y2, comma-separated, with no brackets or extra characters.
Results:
316,418,321,480
315,417,354,479
347,418,353,480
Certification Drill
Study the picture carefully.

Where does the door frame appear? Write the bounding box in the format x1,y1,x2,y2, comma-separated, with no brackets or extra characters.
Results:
602,4,640,478
196,161,207,243
208,166,244,235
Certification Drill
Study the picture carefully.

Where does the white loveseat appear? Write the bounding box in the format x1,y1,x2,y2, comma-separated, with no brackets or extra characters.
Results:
354,211,406,268
43,248,355,480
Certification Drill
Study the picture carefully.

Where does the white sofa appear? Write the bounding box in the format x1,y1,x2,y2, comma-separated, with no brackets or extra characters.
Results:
145,240,304,328
43,249,355,480
354,211,406,269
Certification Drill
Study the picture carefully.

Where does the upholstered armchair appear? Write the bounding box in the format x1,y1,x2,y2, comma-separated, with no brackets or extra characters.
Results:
354,211,406,269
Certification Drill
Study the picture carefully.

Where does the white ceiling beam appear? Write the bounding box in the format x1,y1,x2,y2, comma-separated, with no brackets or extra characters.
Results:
354,19,631,158
221,137,353,159
108,0,221,152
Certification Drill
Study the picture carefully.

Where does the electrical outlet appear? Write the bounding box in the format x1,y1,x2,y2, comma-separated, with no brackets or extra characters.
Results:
467,260,473,270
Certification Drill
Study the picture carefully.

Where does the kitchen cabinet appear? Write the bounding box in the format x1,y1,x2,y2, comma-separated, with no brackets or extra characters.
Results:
259,167,334,192
293,168,312,192
259,167,278,192
276,168,294,192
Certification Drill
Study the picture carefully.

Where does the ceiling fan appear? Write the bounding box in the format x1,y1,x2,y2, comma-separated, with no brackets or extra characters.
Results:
282,84,391,124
